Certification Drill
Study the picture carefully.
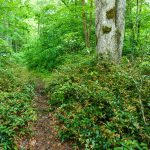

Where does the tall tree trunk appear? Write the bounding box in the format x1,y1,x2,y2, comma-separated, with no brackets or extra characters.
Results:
82,0,93,48
96,0,126,62
82,0,89,48
136,0,143,42
38,16,40,35
87,0,93,48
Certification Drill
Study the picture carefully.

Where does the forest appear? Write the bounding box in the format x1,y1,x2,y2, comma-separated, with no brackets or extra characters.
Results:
0,0,150,149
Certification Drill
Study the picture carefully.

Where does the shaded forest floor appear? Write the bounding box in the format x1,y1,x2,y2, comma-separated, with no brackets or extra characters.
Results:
1,52,149,149
19,81,72,150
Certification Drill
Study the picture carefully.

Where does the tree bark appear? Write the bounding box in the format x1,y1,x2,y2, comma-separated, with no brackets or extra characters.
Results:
136,0,143,42
82,0,89,48
82,0,93,49
87,0,93,48
96,0,126,62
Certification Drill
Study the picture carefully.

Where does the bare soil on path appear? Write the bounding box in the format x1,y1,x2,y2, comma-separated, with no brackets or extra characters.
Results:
19,82,72,150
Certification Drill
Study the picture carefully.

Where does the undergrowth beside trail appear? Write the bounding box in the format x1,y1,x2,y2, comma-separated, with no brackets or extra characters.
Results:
46,53,150,149
0,39,36,149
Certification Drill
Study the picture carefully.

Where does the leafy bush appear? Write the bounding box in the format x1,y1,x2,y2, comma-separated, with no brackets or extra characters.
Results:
0,38,12,67
0,85,36,149
24,38,89,71
0,40,36,149
47,55,150,149
124,1,150,58
24,40,63,70
61,32,85,53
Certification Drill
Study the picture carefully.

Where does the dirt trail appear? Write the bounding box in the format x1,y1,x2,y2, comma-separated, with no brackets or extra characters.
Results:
20,82,72,150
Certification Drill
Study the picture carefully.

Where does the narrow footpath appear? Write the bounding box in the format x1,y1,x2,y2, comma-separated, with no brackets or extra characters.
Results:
20,81,72,150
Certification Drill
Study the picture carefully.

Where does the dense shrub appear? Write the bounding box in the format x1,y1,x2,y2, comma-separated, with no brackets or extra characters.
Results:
24,39,65,71
24,39,90,71
124,1,150,58
0,38,12,67
47,54,150,149
0,85,36,149
0,40,36,149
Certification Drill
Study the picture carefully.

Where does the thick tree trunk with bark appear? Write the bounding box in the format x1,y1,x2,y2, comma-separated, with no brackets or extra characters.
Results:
96,0,126,62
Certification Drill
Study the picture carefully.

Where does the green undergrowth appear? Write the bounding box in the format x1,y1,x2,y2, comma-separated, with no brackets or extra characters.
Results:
46,53,150,149
0,39,36,149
